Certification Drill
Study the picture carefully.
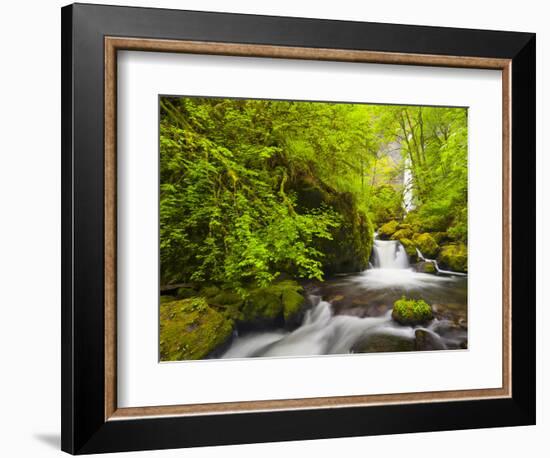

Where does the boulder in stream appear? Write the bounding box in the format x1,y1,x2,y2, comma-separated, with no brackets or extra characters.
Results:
392,297,433,326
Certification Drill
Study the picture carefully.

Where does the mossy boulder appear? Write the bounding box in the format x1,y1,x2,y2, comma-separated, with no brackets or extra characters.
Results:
282,287,306,326
160,297,234,361
399,238,418,259
413,233,440,259
431,232,449,244
392,297,433,326
438,243,468,272
391,228,414,241
209,290,245,321
240,280,306,329
294,174,373,274
378,220,399,240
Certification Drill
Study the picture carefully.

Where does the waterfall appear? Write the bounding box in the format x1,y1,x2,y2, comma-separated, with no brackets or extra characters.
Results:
403,156,414,213
372,239,409,269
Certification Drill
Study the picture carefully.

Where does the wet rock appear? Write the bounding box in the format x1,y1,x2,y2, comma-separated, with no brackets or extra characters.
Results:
415,329,446,351
352,334,415,353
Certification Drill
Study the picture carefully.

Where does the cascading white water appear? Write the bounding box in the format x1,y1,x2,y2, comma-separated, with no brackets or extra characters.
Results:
372,239,409,269
219,235,464,360
221,297,416,359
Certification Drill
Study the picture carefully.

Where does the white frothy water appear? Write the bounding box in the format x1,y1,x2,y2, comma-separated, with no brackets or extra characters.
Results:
372,240,409,269
221,299,415,359
219,237,459,359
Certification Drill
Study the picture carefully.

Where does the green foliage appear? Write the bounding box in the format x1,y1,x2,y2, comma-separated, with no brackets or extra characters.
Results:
392,297,433,325
160,97,467,290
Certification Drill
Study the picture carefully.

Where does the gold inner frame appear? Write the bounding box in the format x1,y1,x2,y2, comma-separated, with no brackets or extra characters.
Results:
104,37,512,421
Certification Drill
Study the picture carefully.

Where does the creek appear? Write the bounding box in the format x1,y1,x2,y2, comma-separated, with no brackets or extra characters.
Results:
220,238,468,359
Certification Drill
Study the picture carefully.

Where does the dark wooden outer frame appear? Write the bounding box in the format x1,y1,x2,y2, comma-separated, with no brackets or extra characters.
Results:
62,3,536,454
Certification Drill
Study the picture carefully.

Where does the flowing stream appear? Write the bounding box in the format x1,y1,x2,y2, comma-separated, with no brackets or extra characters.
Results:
220,239,467,359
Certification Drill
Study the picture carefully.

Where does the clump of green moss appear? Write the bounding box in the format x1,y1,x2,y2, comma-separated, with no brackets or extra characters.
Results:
160,297,234,361
392,296,433,326
391,228,414,241
378,220,399,239
240,280,305,326
399,238,418,259
437,243,468,272
413,233,440,258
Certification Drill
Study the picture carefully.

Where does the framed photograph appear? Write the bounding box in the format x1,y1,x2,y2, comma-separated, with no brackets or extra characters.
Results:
61,3,536,454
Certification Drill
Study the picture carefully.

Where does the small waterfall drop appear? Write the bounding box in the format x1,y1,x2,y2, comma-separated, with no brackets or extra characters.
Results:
372,239,409,269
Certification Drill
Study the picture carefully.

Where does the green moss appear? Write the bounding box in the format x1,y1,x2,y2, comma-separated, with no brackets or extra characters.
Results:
242,288,282,322
392,296,433,326
437,243,468,272
160,295,176,304
159,297,234,361
400,238,418,258
282,288,305,322
294,176,374,274
415,261,437,274
391,228,414,241
423,262,437,274
378,220,399,239
413,233,439,258
240,280,306,325
431,232,449,244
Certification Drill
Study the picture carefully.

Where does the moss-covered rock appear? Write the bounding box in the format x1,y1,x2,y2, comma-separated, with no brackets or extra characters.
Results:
413,233,440,258
431,232,449,244
282,288,305,324
209,290,245,321
391,228,414,241
438,243,468,272
240,280,306,329
294,175,373,274
399,238,418,259
159,297,234,361
378,220,399,240
392,297,433,326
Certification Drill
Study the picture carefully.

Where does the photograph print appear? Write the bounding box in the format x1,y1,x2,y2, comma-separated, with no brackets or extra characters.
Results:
159,96,468,362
